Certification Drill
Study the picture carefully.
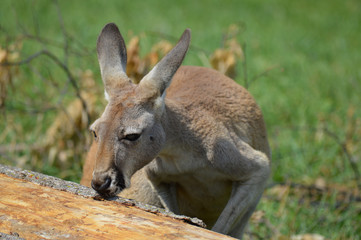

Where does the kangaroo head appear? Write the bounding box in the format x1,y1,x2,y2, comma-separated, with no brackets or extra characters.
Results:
90,23,190,197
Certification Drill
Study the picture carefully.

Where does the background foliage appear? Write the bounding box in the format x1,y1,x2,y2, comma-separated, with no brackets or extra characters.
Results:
0,0,360,239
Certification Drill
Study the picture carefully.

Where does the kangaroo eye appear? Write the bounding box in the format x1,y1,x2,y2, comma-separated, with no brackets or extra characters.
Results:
91,130,97,140
124,133,141,141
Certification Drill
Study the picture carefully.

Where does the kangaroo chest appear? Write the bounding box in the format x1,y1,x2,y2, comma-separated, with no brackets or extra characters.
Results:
175,169,232,227
147,151,233,227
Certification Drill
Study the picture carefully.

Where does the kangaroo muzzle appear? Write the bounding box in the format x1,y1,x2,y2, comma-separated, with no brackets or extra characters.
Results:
91,169,125,198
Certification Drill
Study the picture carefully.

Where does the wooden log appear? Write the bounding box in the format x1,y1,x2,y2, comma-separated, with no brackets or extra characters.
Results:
0,165,234,240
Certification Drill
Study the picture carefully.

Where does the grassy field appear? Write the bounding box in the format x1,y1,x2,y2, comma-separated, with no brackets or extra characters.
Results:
1,0,360,239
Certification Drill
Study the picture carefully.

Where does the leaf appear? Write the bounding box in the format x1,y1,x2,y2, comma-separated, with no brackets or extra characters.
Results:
43,70,99,167
209,23,244,79
126,36,173,84
291,233,326,240
210,49,237,78
0,44,20,108
126,36,143,83
250,210,265,224
314,177,327,190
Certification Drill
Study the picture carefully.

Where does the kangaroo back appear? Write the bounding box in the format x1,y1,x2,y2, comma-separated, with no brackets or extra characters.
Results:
167,65,270,158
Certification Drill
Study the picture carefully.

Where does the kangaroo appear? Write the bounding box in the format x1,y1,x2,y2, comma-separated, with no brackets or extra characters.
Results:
81,23,271,239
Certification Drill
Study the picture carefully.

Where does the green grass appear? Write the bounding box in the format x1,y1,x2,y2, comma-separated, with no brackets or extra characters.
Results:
1,0,360,239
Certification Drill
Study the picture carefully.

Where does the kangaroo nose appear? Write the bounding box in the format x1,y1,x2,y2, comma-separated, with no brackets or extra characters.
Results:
91,176,111,192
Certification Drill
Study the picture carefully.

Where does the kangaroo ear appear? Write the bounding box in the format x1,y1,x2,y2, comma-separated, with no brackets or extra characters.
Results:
139,29,191,98
97,23,130,95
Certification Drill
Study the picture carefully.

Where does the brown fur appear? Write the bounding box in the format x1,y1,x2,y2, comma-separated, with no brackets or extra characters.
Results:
81,23,270,239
